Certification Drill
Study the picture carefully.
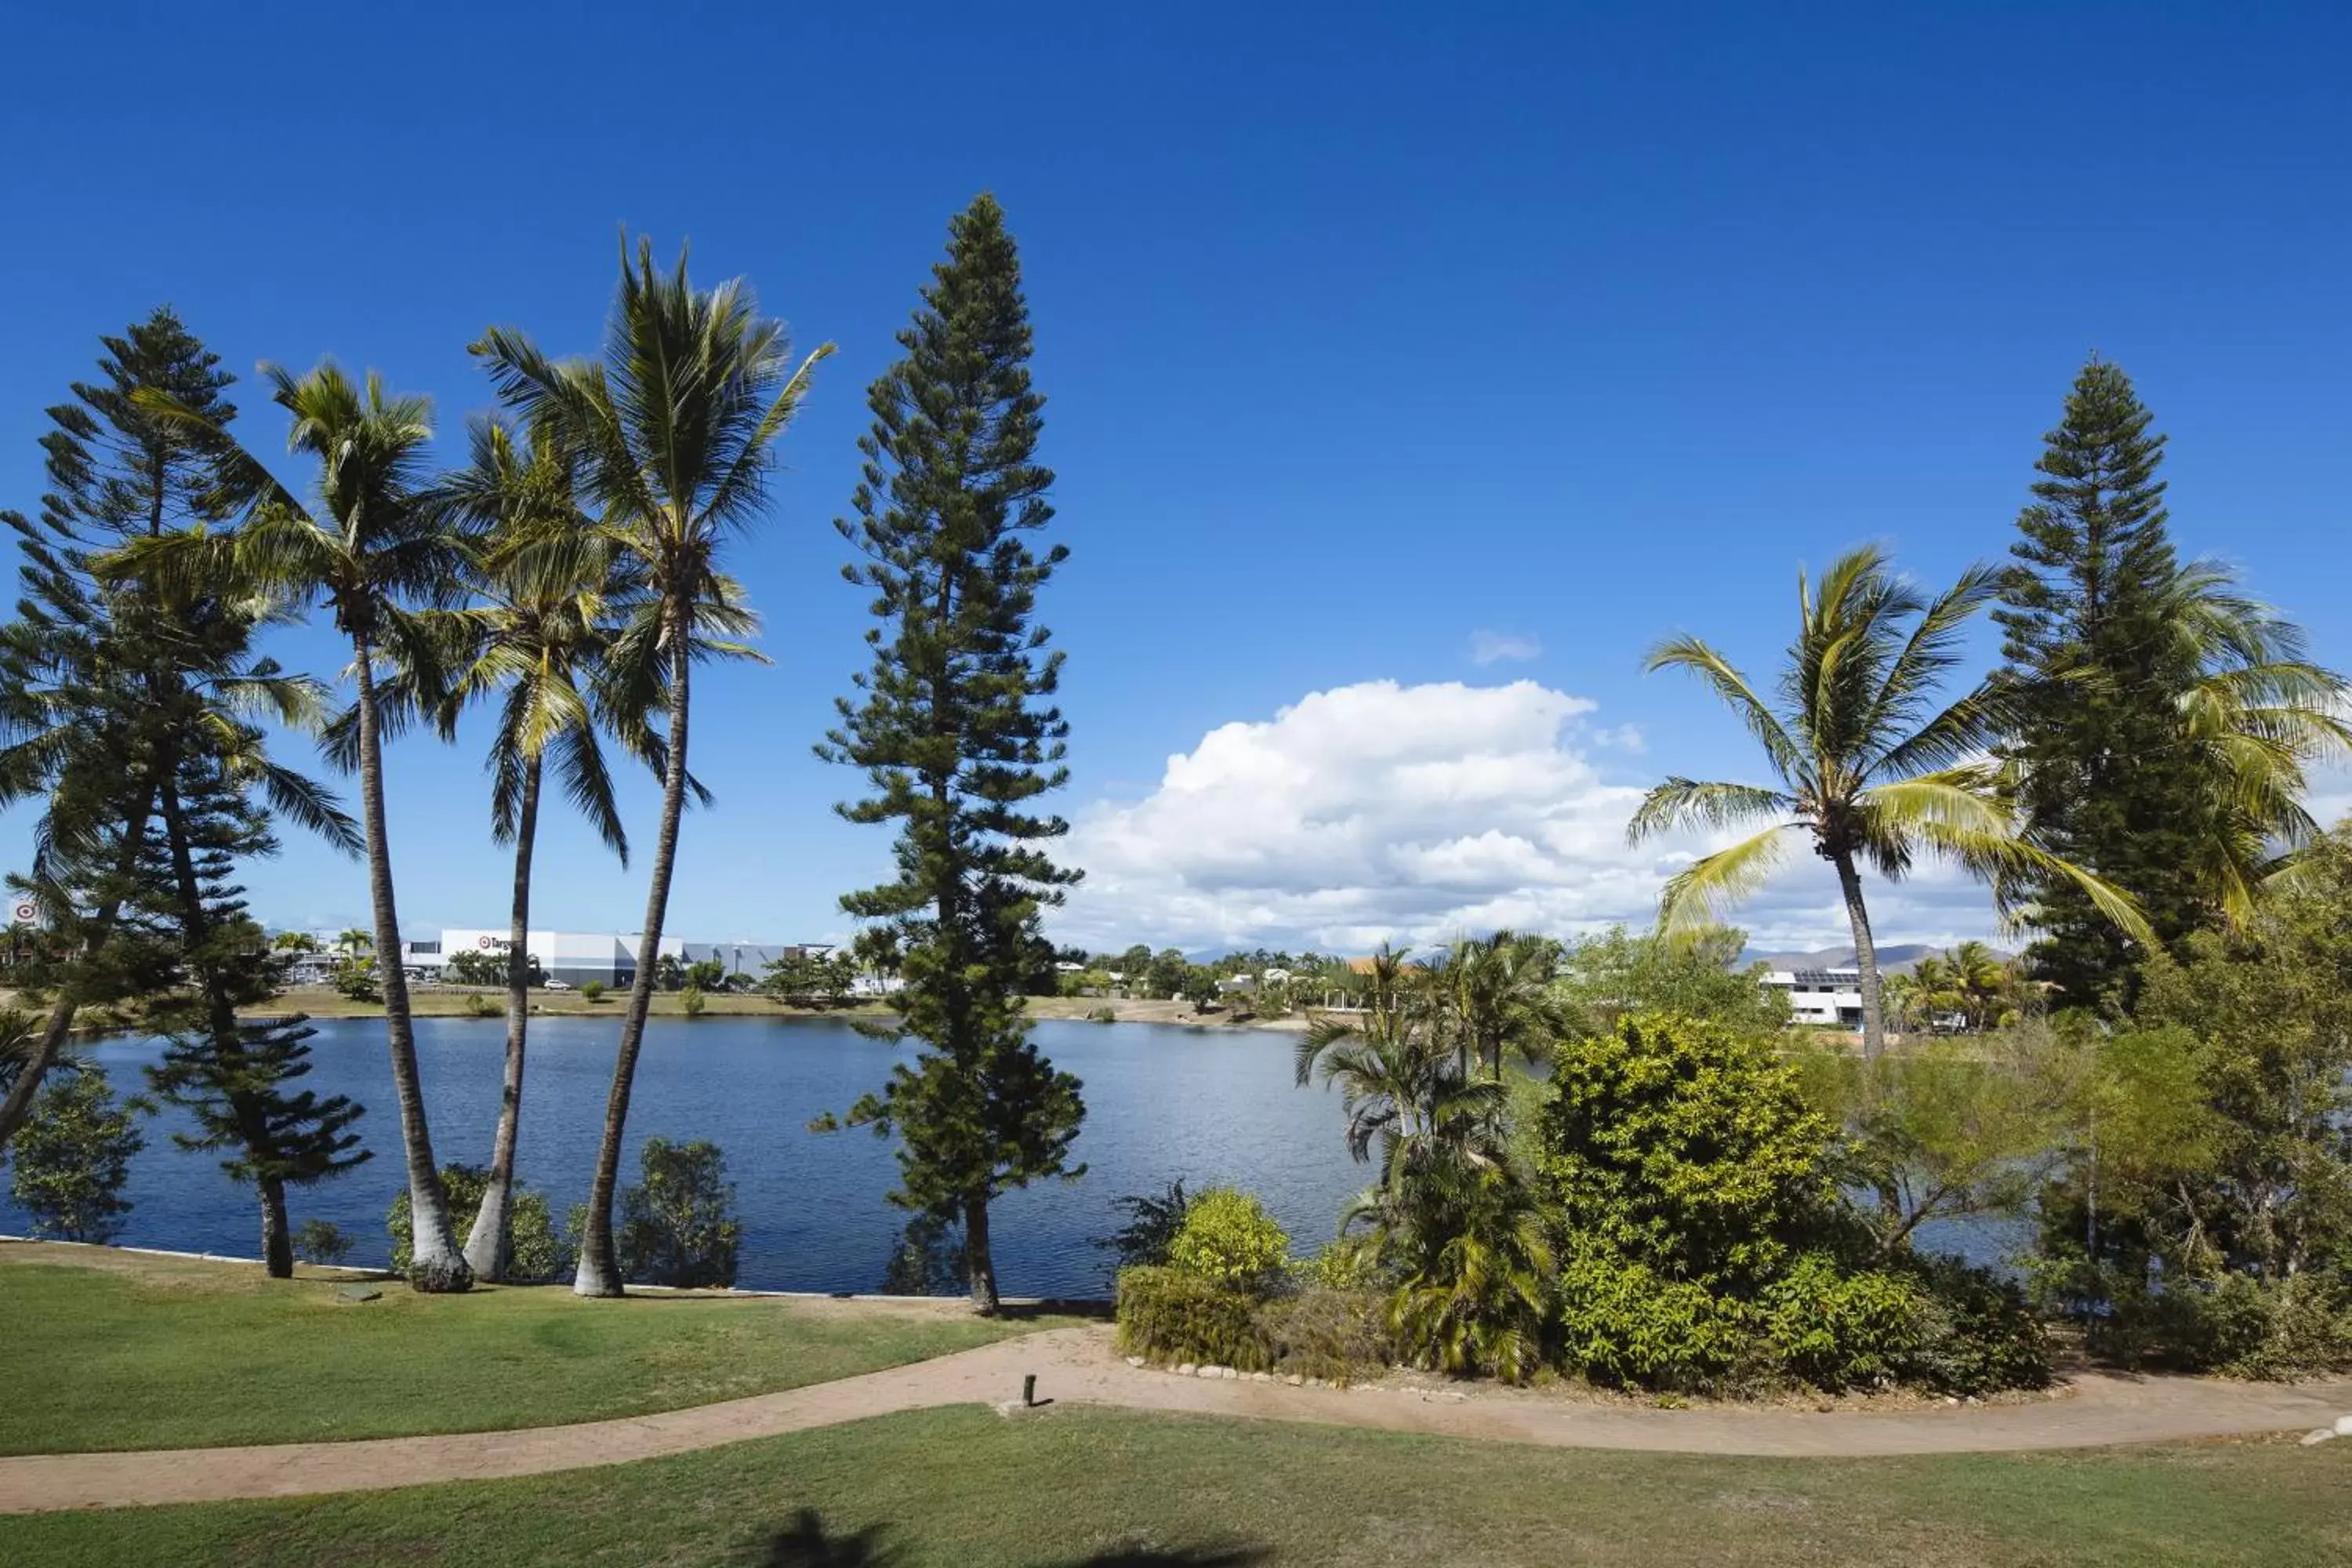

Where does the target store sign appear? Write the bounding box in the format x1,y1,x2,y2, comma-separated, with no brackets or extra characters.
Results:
10,901,37,927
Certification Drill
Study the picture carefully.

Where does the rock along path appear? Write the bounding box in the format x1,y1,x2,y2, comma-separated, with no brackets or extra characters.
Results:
4,1325,2348,1514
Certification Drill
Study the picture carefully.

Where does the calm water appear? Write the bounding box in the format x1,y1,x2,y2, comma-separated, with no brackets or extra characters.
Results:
0,1017,1372,1297
2,1015,2015,1294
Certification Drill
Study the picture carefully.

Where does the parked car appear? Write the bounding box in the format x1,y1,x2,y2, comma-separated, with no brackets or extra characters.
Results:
543,978,573,991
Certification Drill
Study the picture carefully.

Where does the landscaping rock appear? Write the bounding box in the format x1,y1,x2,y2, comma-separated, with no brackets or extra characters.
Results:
2336,1414,2352,1436
1173,1363,1196,1377
1124,1356,1145,1368
2301,1428,2336,1446
1285,1374,1304,1386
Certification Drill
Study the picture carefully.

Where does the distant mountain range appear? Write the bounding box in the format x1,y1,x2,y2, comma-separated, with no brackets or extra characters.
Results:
1737,942,2010,975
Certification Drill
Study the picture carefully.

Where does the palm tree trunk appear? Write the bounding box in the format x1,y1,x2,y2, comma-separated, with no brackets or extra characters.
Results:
1832,848,1889,1058
465,755,542,1282
0,785,158,1155
964,1194,1000,1316
353,636,471,1293
575,613,691,1298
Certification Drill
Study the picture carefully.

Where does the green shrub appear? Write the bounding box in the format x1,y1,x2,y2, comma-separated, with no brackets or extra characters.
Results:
1255,1288,1388,1381
1554,1252,1759,1392
463,993,501,1019
387,1165,572,1283
1903,1254,2050,1394
292,1218,354,1267
1166,1186,1290,1285
1295,1235,1382,1292
9,1066,144,1243
615,1137,740,1288
680,985,706,1019
1116,1265,1269,1370
580,981,606,1003
1762,1253,1930,1390
2103,1272,2352,1378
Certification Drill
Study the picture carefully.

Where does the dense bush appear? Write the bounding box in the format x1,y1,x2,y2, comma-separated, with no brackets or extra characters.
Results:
292,1218,354,1267
1116,1265,1391,1381
1098,1180,1194,1270
1116,1265,1269,1370
9,1066,144,1243
615,1137,741,1288
1166,1186,1290,1285
1256,1287,1388,1381
388,1165,571,1282
1536,1012,2050,1395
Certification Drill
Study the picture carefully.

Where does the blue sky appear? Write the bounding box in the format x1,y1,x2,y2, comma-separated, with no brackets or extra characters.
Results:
4,2,2348,956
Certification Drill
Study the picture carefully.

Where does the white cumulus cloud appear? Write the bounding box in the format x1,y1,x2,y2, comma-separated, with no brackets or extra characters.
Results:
1056,678,2009,956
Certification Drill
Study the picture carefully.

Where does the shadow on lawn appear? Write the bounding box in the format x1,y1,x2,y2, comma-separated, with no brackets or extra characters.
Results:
759,1506,1268,1566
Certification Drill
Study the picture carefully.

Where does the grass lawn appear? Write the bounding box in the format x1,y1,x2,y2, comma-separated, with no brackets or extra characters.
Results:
5,1404,2348,1566
0,1244,1077,1455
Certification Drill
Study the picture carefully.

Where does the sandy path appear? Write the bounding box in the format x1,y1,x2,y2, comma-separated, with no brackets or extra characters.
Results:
4,1326,2347,1514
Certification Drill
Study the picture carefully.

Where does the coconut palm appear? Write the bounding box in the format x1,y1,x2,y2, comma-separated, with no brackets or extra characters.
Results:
118,361,475,1290
1630,545,2148,1058
272,931,321,954
474,235,830,1296
335,928,372,956
2157,563,2352,922
1296,949,1510,1203
408,416,641,1280
1421,930,1567,1079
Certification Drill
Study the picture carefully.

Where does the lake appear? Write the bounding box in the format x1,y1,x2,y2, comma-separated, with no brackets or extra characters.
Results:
1,1017,1373,1297
2,1015,2016,1294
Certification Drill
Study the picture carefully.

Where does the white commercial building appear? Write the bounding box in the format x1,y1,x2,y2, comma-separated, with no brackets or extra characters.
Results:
426,930,822,989
1760,967,1864,1029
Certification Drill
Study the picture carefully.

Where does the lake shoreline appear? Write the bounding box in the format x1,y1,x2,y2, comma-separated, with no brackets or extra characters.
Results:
214,986,1315,1032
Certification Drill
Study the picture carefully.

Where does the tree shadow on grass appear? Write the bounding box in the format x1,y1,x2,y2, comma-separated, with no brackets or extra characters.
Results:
757,1508,1267,1566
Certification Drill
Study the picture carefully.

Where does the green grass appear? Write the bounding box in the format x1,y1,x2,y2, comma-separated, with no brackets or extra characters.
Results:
0,1246,1076,1454
5,1405,2347,1566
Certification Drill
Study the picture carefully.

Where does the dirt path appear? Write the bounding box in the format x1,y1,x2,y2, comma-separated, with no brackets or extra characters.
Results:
4,1326,2347,1514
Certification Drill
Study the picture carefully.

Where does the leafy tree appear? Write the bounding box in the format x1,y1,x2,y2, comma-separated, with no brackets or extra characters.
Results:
2038,823,2352,1370
272,931,320,954
329,953,381,1003
615,1137,742,1288
120,361,477,1291
849,925,902,991
1145,948,1191,1001
655,953,687,993
824,196,1084,1313
1629,543,2147,1056
476,234,828,1298
1995,360,2350,1008
760,948,854,1004
1553,924,1788,1036
9,1065,144,1242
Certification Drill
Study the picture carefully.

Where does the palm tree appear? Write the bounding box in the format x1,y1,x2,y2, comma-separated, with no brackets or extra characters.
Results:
335,928,372,956
1945,941,2008,1030
1421,930,1566,1079
414,416,642,1281
122,361,476,1290
2158,563,2352,922
1629,545,2148,1058
273,931,321,954
474,234,830,1296
1295,949,1509,1205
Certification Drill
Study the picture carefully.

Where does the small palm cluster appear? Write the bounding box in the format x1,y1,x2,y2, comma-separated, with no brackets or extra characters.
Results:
1294,936,1563,1380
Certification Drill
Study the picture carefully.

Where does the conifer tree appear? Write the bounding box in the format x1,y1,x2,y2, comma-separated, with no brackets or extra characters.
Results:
1995,360,2349,1007
0,310,240,1150
825,195,1084,1313
143,739,369,1277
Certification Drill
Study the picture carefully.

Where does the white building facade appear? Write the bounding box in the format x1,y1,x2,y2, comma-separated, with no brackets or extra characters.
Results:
1760,967,1864,1028
427,931,820,989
